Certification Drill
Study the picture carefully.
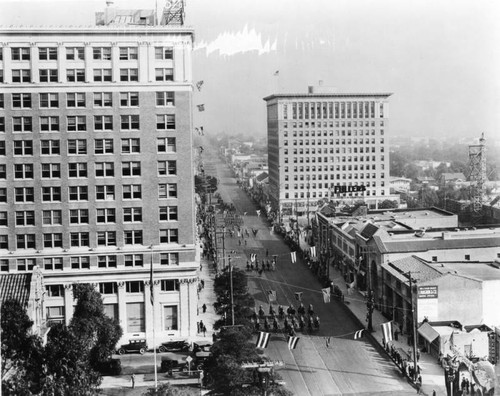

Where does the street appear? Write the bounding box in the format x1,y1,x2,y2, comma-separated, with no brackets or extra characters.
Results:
202,144,416,395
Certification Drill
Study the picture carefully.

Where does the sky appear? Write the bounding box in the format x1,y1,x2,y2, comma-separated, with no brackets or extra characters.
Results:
1,0,499,140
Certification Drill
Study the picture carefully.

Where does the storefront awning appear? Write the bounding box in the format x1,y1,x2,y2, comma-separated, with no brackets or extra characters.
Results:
418,322,440,343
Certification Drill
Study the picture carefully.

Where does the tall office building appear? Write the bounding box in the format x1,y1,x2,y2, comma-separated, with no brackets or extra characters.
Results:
0,4,198,344
264,86,398,221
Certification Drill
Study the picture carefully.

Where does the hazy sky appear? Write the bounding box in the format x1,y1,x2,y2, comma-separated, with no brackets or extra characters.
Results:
2,0,499,139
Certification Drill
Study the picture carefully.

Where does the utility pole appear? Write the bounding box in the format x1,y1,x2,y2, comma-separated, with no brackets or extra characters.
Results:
229,256,235,326
366,253,374,332
404,270,420,382
306,174,310,228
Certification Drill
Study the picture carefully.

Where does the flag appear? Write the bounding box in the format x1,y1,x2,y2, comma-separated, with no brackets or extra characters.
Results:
381,322,393,343
322,287,331,303
291,251,296,263
150,256,154,305
199,126,204,135
197,104,205,112
250,253,256,263
196,80,204,91
256,210,261,216
268,290,277,302
310,246,316,258
256,332,270,348
354,329,364,340
287,336,299,350
294,292,302,302
274,70,279,76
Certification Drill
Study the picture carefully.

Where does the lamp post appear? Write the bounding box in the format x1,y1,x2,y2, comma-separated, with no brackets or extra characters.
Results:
366,254,374,332
404,270,420,382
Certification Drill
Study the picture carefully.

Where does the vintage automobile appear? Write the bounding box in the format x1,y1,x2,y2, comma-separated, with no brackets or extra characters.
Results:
117,339,148,355
158,340,191,353
192,340,213,353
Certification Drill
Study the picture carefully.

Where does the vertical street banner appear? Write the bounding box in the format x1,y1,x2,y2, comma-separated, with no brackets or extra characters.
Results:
150,256,154,305
310,246,316,258
354,329,364,340
291,251,297,263
256,332,270,349
381,321,393,343
322,287,331,303
287,336,299,350
250,253,257,263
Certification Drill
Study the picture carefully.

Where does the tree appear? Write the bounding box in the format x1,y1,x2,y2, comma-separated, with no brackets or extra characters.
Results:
378,200,398,209
142,382,192,396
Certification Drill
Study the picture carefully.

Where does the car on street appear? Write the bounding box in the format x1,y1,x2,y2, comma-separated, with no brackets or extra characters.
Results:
116,339,148,355
158,340,191,353
192,340,213,353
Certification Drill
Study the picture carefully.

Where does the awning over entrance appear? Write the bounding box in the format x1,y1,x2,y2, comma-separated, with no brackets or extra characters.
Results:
418,322,440,343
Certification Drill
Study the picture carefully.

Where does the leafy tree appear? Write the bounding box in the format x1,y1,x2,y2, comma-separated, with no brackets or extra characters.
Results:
418,187,440,208
378,200,398,209
142,382,192,396
194,174,218,195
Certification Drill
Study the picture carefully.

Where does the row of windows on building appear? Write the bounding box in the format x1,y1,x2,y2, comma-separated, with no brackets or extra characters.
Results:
0,114,176,132
1,139,176,158
0,206,178,227
284,120,384,129
283,164,383,174
0,229,179,250
284,180,382,190
282,101,385,120
1,183,177,203
283,146,384,156
281,155,385,166
283,138,384,147
0,91,175,109
1,161,177,179
285,171,385,181
2,46,174,62
0,68,175,83
0,252,179,272
283,189,386,199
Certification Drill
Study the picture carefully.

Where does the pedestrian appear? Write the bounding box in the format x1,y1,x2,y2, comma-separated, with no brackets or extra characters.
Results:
266,249,269,257
202,303,207,313
416,376,422,394
258,268,263,277
465,378,469,394
197,321,200,333
199,320,204,334
131,373,136,389
432,391,436,396
394,329,399,341
244,239,247,246
201,279,205,289
239,239,242,246
202,324,207,337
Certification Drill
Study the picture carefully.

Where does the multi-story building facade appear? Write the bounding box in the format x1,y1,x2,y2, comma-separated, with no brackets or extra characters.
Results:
0,7,198,345
264,86,399,222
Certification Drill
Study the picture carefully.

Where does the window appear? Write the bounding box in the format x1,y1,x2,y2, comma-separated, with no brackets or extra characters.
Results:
120,115,140,130
0,188,6,203
39,47,57,60
0,117,4,132
67,116,86,131
119,47,138,60
17,258,36,270
0,260,8,272
99,282,117,294
14,164,34,179
42,186,61,202
0,164,4,179
0,212,7,226
43,210,62,225
121,139,140,154
98,256,117,269
66,47,85,60
68,186,88,201
68,163,87,178
0,70,3,83
93,47,111,60
41,163,61,178
13,116,32,132
158,160,176,175
156,114,175,130
125,254,143,267
156,91,175,106
17,234,36,249
94,92,112,107
13,140,33,156
0,94,3,108
160,252,179,265
159,206,178,221
155,68,174,81
40,93,59,108
93,69,112,82
67,93,86,108
12,93,31,108
44,257,63,271
160,229,178,244
0,235,7,249
44,233,63,248
97,231,116,246
12,69,31,83
155,47,174,60
47,306,64,324
0,142,4,156
15,187,34,202
68,139,87,154
95,162,114,177
157,137,176,153
71,256,90,269
127,302,145,332
432,256,438,262
123,207,142,222
465,255,470,260
120,69,138,82
15,211,35,226
96,185,115,200
120,92,139,107
95,139,113,154
123,184,141,199
41,143,60,159
40,116,59,132
69,209,89,224
94,115,113,131
46,284,64,297
70,232,89,247
96,208,116,223
159,183,177,198
126,282,144,293
163,306,178,331
161,279,179,292
12,47,30,60
124,230,143,245
39,69,57,82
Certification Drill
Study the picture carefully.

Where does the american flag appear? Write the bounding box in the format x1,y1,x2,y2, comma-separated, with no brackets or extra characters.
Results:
381,322,393,343
256,332,270,349
291,251,297,263
287,336,299,350
322,287,331,303
354,329,364,340
310,246,316,258
250,253,257,262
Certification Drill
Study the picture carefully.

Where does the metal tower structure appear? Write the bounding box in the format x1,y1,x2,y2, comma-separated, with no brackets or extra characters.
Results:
468,133,486,216
160,0,185,26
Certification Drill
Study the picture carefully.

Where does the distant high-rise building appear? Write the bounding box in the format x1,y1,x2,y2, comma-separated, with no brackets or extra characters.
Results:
264,86,398,221
0,4,198,344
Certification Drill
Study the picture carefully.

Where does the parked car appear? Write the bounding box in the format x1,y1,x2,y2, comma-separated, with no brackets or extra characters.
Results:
192,341,213,353
158,340,191,353
117,339,148,355
160,356,188,374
